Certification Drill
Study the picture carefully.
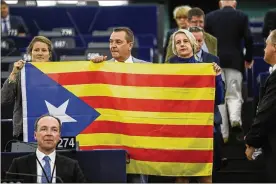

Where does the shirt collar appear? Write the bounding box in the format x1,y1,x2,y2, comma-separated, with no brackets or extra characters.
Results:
36,149,56,163
196,49,203,61
115,55,133,63
2,15,10,22
269,65,276,74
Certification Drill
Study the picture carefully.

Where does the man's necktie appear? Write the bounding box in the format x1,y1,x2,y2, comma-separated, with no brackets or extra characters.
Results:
2,19,8,33
41,156,51,183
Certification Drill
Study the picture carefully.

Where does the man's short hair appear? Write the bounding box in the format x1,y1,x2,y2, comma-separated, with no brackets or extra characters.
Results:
34,114,62,132
113,27,134,43
269,29,276,44
1,1,8,6
173,5,191,19
188,7,205,20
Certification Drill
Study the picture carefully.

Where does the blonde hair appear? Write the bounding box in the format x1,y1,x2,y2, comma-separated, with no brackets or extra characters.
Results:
172,29,198,56
173,5,192,19
27,36,53,59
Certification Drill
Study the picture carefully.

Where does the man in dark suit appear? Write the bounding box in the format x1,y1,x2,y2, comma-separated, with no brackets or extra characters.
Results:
6,114,86,183
245,30,276,182
205,0,254,142
1,1,29,36
262,8,276,39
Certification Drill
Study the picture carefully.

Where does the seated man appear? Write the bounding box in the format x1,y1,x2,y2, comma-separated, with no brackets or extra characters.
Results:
1,1,29,36
6,114,86,183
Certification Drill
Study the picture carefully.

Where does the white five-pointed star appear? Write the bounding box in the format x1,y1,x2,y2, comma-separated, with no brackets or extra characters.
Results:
45,99,77,125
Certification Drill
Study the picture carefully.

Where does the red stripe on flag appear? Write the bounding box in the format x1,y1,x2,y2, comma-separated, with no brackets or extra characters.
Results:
80,96,214,113
81,121,213,138
80,145,213,163
47,71,214,88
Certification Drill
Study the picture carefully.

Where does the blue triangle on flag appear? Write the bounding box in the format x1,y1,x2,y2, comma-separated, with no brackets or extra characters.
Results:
24,63,100,142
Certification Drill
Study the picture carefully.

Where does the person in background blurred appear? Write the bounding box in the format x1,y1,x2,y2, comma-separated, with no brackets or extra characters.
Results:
205,0,254,143
168,29,224,183
1,36,53,141
1,1,29,36
163,5,191,62
262,8,276,39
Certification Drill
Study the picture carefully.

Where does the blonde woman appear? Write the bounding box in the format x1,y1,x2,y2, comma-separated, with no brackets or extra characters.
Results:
1,36,53,141
168,29,224,183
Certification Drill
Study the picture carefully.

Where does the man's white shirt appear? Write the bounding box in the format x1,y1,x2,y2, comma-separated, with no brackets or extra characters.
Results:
115,55,133,63
269,64,276,74
36,149,56,183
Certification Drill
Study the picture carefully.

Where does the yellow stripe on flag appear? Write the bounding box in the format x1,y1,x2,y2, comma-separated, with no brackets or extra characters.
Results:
32,62,215,75
95,109,213,125
64,84,215,100
127,160,213,176
77,133,213,150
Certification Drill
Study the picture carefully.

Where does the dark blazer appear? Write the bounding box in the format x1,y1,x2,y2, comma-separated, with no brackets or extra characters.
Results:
205,6,253,73
1,73,23,137
6,153,86,183
262,8,276,39
10,15,29,34
201,50,220,65
245,70,276,182
201,50,224,125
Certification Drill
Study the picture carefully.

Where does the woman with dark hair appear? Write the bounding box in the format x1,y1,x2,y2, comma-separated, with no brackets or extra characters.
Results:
1,36,53,141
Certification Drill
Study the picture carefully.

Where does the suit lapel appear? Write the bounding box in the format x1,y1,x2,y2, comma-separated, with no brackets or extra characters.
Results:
201,51,208,63
264,71,276,89
28,153,37,183
55,154,63,183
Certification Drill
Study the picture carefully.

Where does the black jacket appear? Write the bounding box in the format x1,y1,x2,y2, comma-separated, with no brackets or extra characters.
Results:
245,70,276,182
205,6,253,73
6,152,86,183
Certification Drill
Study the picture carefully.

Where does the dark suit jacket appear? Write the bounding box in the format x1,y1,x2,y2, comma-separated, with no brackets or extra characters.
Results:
201,50,220,65
245,70,276,182
10,15,29,34
205,6,253,73
6,153,86,183
262,8,276,39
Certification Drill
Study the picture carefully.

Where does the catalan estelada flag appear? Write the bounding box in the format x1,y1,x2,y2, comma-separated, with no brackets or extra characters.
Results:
22,61,215,176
